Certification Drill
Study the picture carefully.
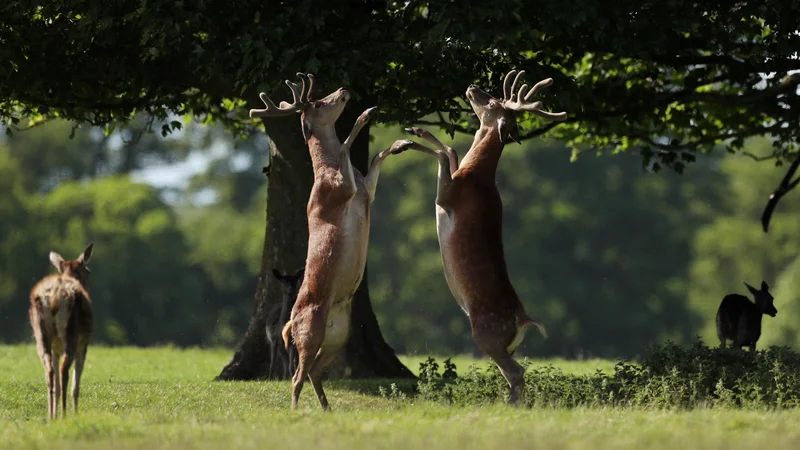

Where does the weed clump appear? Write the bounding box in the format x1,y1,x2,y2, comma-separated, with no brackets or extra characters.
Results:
416,340,800,409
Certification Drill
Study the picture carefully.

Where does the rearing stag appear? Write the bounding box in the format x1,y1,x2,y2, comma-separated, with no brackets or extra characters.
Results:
250,73,413,410
401,70,567,405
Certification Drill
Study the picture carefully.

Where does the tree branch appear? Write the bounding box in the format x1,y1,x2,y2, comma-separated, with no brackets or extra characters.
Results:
666,73,800,107
762,151,800,232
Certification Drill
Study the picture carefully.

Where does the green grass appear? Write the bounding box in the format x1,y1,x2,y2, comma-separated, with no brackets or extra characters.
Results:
1,344,798,449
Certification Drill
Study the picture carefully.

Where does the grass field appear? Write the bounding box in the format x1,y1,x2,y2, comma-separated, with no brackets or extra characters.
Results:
1,344,798,449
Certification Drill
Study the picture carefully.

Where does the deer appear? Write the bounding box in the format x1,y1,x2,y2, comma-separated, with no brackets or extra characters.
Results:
250,72,415,410
716,280,778,352
28,243,94,420
266,266,305,378
399,69,567,405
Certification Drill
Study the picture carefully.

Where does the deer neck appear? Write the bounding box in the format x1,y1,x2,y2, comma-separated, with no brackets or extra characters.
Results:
307,126,341,173
460,125,505,181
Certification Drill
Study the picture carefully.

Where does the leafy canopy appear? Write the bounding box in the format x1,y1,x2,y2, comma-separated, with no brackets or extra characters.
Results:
1,1,799,172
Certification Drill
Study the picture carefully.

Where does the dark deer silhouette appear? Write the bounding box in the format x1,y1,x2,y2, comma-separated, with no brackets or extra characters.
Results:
266,267,305,378
716,281,777,352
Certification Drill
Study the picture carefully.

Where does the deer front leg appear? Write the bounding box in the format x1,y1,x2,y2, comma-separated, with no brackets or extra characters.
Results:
405,127,459,176
339,106,378,197
398,131,455,206
365,139,451,203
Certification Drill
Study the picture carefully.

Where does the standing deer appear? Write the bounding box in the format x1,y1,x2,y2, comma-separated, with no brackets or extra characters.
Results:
400,70,567,405
716,281,778,352
29,243,94,420
266,266,305,378
250,73,414,410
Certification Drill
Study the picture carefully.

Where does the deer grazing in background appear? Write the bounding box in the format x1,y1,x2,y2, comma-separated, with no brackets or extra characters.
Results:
716,281,778,352
266,266,305,378
400,69,567,405
29,244,94,420
250,73,415,410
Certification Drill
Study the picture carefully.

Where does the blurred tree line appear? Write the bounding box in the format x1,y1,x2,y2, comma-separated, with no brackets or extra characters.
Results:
0,121,793,358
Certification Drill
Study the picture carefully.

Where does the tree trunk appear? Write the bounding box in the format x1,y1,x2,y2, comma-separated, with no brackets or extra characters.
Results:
216,98,414,381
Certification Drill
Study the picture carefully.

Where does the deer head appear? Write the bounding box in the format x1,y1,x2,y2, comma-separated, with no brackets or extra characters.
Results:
465,69,567,145
745,281,778,317
49,243,93,288
249,73,351,143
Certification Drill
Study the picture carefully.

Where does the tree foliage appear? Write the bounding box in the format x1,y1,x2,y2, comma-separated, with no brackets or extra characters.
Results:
2,1,798,171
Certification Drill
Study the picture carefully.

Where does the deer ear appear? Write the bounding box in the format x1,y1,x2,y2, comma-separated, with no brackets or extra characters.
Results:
293,266,305,279
497,117,520,145
301,117,312,144
744,282,758,295
761,281,769,292
49,252,65,273
79,243,93,264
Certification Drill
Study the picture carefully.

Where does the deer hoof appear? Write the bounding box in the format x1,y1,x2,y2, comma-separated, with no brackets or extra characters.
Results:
390,140,414,155
360,106,378,122
404,127,424,137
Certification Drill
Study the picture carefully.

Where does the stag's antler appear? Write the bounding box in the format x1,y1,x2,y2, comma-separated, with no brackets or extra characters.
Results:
249,73,316,118
501,70,567,121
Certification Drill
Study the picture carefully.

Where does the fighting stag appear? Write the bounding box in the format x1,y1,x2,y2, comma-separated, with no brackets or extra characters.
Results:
250,73,413,410
401,70,567,404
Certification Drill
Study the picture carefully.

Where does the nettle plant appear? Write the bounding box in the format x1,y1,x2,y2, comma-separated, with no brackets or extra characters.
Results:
415,340,800,408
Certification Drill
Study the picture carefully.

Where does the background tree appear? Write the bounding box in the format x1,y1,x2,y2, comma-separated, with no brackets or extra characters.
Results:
2,0,798,378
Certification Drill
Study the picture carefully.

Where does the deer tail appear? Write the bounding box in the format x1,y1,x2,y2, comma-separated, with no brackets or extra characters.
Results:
523,317,548,338
281,320,293,349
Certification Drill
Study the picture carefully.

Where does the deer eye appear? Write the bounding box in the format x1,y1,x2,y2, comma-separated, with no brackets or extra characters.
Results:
314,102,322,109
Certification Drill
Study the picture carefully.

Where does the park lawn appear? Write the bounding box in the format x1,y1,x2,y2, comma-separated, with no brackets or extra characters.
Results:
0,345,797,450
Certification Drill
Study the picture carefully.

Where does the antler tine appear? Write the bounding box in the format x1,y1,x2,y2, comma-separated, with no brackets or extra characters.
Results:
249,76,308,118
295,72,307,103
502,70,517,101
509,70,525,102
306,73,317,102
503,74,568,121
524,78,555,101
279,79,303,109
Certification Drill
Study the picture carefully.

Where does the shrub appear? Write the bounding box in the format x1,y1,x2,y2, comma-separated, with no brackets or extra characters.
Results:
416,339,800,409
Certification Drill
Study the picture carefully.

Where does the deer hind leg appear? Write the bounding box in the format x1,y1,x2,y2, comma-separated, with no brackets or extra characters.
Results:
59,307,79,417
307,351,339,411
289,309,326,409
59,352,75,418
45,356,56,420
71,338,89,414
472,325,527,406
31,306,56,420
489,351,526,406
51,349,62,419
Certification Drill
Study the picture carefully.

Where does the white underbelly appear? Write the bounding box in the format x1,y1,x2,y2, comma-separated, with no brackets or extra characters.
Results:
435,205,469,317
320,198,369,348
330,201,370,299
322,300,352,351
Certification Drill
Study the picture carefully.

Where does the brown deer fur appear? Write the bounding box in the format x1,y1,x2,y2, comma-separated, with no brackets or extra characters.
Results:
29,244,94,420
250,73,413,410
401,70,567,405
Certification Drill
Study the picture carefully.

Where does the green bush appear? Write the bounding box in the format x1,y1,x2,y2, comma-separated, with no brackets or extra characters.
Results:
416,340,800,409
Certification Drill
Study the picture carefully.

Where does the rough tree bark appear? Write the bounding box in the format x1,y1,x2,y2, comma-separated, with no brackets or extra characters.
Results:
216,98,415,381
